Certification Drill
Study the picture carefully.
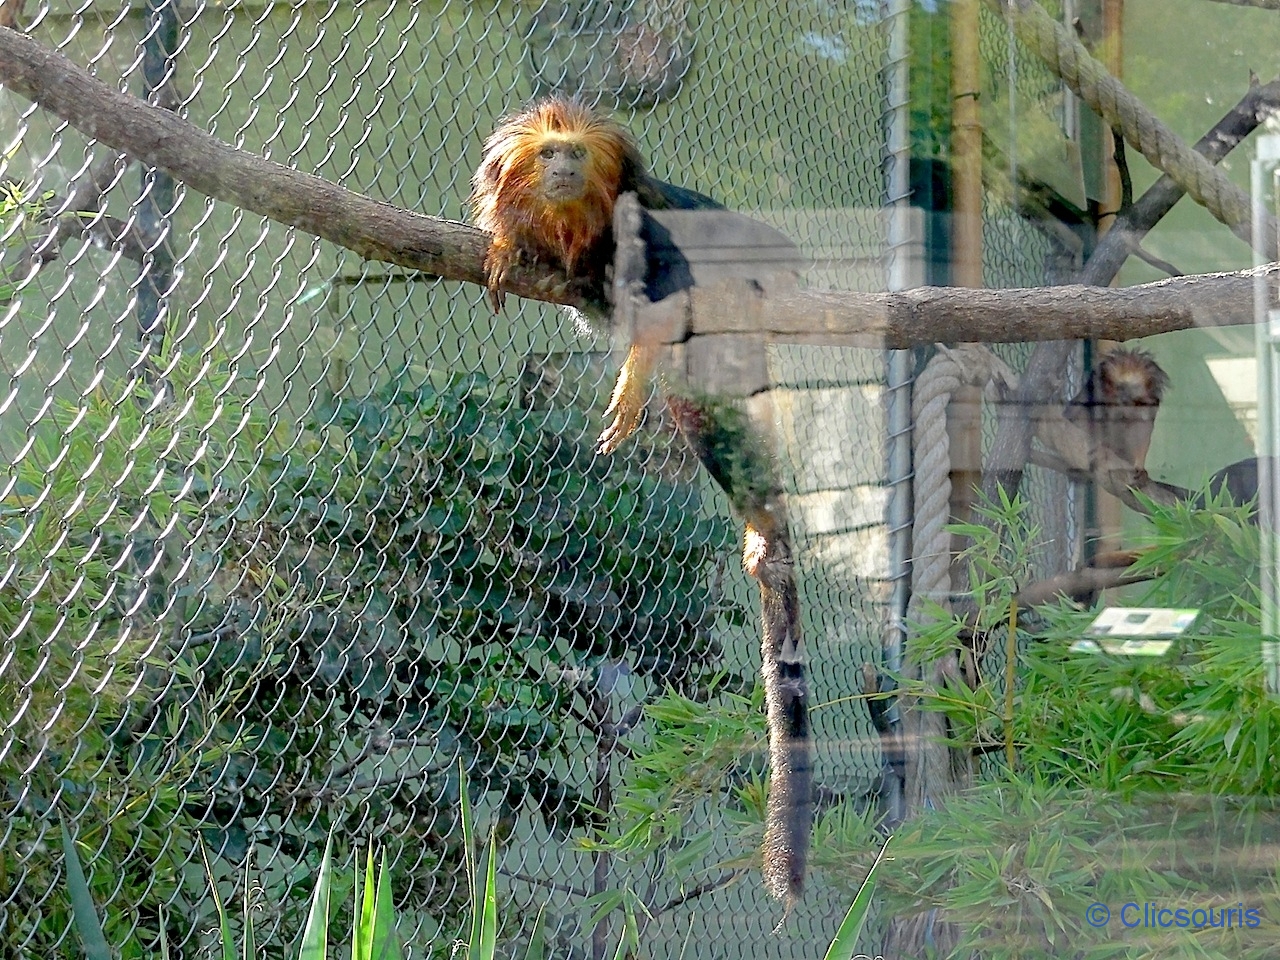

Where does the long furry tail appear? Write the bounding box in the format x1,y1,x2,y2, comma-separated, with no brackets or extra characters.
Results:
667,395,812,910
744,523,811,910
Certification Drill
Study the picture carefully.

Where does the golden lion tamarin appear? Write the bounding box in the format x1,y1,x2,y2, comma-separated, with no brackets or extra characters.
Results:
473,98,812,909
470,95,723,453
471,97,640,312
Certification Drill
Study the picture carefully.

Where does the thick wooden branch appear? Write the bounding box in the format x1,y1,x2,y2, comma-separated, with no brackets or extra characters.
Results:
637,264,1276,349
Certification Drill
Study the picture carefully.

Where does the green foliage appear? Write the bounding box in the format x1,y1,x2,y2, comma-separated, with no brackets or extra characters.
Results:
868,777,1280,959
5,346,740,955
1,342,263,956
896,487,1276,795
588,680,766,867
65,826,407,960
162,372,740,947
823,837,889,960
908,2,953,161
854,488,1280,957
668,393,780,518
597,680,887,950
607,486,1280,958
1006,489,1267,795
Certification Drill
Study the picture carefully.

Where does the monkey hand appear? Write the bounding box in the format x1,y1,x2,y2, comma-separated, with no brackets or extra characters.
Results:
483,240,514,312
598,369,644,454
597,343,657,454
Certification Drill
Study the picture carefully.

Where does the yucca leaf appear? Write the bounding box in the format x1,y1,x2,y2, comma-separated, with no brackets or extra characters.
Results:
353,847,374,959
242,856,257,960
474,832,498,960
59,818,111,960
298,834,334,960
158,906,171,960
459,759,482,960
371,849,403,960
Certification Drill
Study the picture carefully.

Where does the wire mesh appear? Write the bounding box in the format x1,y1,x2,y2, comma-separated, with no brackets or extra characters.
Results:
0,1,1081,958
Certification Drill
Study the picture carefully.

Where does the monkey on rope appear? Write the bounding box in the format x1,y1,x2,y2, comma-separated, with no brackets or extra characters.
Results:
471,96,812,909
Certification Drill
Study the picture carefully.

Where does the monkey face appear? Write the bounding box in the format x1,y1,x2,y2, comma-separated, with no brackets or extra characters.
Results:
536,140,590,203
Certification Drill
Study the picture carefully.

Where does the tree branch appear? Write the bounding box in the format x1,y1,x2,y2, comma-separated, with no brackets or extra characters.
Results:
641,264,1275,349
0,25,592,310
986,0,1277,255
1012,565,1152,607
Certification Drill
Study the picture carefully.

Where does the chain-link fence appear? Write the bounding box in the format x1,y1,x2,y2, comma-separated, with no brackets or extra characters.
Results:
0,1,1083,958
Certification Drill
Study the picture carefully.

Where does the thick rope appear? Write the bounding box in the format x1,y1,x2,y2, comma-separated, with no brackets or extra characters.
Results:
909,345,1017,617
909,356,963,621
904,346,1020,817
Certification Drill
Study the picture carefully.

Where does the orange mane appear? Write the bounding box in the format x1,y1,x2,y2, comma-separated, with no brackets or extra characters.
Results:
471,97,642,274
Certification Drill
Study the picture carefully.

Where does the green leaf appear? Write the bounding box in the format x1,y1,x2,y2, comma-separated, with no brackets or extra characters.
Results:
371,850,403,960
473,832,498,960
353,847,374,960
822,836,891,960
59,818,111,960
521,905,546,960
460,760,481,957
298,835,334,960
242,857,257,960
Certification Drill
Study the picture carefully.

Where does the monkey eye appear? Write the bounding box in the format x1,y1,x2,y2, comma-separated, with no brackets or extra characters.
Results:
540,147,555,160
570,145,586,160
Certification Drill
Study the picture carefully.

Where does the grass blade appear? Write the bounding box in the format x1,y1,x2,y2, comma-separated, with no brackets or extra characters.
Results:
59,818,111,960
822,836,892,960
197,839,236,960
